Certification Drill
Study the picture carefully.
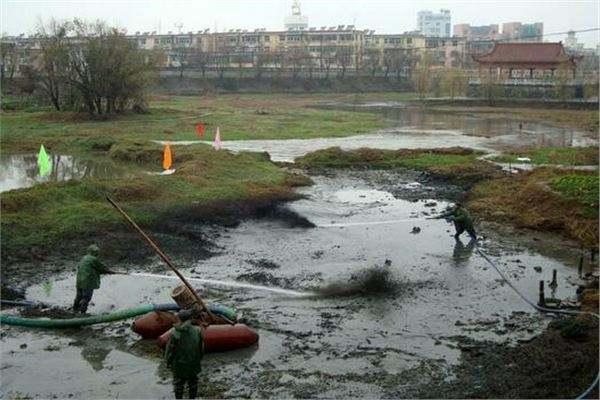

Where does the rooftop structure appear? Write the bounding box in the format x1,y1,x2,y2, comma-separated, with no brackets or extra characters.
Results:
474,42,580,79
284,0,309,31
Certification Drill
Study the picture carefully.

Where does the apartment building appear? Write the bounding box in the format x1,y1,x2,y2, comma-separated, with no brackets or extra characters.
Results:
502,22,543,41
453,24,500,41
417,9,451,37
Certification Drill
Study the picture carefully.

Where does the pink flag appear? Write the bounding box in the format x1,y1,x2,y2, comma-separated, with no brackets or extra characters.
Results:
212,127,221,150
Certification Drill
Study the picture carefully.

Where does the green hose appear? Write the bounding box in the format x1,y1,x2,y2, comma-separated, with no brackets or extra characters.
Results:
0,304,155,328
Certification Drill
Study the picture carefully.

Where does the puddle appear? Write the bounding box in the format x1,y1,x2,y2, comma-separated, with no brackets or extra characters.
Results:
2,170,586,398
155,103,597,163
0,154,129,192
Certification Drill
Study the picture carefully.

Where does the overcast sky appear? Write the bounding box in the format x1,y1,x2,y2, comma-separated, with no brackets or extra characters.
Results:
2,0,599,47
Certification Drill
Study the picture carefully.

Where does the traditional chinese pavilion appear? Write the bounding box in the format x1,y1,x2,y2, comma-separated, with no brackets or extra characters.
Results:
474,42,581,79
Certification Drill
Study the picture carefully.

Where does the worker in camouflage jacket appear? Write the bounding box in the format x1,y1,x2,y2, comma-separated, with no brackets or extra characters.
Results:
165,318,204,399
72,244,115,313
434,202,477,240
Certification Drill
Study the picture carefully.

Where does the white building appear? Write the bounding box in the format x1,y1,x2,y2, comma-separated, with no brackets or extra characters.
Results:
284,0,309,31
417,9,451,37
564,30,585,52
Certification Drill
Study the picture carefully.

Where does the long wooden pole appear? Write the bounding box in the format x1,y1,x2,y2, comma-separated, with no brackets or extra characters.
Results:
106,196,231,325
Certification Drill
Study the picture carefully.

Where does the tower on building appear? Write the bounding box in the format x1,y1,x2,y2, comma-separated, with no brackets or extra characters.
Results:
284,0,308,31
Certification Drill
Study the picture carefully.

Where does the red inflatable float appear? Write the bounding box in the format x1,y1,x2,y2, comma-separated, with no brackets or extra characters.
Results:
158,324,259,353
132,311,179,339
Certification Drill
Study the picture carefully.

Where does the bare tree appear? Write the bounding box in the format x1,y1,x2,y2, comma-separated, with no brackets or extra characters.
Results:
335,47,352,79
187,47,209,77
364,48,381,78
321,48,335,79
286,47,309,80
479,67,501,105
440,67,468,99
383,50,397,80
173,36,193,80
231,51,248,79
303,52,315,80
36,19,71,111
553,62,573,101
413,52,433,100
34,19,159,115
0,39,17,85
254,51,273,79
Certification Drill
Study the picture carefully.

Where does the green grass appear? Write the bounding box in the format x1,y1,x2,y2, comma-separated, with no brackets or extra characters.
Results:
1,143,306,261
491,147,598,166
0,93,389,153
294,147,480,169
551,174,599,216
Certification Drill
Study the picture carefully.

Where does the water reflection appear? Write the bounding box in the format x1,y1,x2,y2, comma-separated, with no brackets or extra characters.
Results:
0,154,127,192
452,238,477,266
81,346,112,372
325,103,597,150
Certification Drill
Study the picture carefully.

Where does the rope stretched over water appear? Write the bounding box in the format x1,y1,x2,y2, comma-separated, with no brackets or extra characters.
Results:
474,245,599,400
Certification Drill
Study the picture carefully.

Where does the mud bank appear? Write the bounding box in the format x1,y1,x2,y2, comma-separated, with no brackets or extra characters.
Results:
405,317,599,399
1,198,311,290
2,168,597,399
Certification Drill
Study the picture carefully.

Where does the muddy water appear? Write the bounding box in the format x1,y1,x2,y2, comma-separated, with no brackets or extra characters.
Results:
157,104,597,162
0,154,128,192
1,170,585,399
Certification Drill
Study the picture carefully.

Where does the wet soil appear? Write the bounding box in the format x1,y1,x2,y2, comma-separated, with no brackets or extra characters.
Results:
2,167,597,399
0,197,312,289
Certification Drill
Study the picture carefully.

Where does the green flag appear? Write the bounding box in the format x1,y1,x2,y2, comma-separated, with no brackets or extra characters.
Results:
37,144,51,177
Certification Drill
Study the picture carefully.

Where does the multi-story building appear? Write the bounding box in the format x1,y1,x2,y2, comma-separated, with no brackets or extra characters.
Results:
417,9,451,37
453,24,500,41
502,22,543,41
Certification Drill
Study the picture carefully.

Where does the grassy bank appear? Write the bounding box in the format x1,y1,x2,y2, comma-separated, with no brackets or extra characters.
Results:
468,168,599,247
295,147,500,186
1,143,310,264
0,93,400,153
490,146,599,166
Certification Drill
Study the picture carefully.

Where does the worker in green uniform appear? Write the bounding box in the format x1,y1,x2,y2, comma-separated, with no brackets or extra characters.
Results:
433,202,477,240
72,244,116,313
165,317,204,399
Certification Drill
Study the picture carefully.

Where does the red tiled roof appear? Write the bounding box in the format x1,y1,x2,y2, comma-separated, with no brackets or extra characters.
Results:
475,42,574,64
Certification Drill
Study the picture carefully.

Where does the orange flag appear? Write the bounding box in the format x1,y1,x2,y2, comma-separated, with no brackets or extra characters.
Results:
163,143,172,170
195,123,205,138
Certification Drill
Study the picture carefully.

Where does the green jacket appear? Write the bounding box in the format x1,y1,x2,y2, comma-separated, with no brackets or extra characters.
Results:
439,207,474,228
165,320,203,377
76,254,111,290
